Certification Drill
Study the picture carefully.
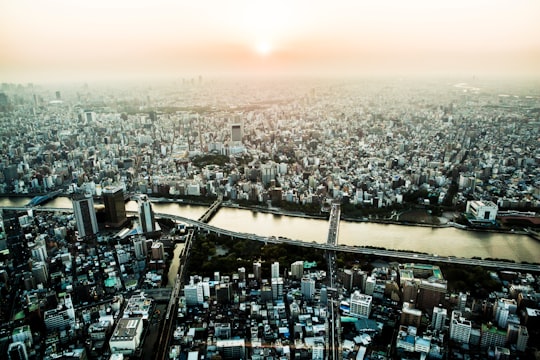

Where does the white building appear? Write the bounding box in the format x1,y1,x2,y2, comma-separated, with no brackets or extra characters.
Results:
217,338,245,359
291,260,304,279
271,262,280,278
466,200,498,221
44,294,76,331
350,291,372,318
450,310,471,344
109,318,143,355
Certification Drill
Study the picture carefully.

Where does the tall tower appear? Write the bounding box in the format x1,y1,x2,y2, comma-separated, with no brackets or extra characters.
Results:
72,193,98,239
231,123,243,143
102,186,127,227
138,195,155,233
271,262,280,279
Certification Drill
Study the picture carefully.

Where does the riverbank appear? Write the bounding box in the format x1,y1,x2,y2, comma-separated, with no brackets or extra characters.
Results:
225,202,539,241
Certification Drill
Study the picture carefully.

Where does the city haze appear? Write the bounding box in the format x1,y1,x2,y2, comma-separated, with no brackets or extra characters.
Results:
2,0,540,83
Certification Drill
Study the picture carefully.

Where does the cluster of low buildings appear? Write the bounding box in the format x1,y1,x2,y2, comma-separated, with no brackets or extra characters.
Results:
0,79,539,215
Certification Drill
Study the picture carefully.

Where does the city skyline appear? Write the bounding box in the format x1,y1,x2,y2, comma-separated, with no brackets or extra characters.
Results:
1,0,540,83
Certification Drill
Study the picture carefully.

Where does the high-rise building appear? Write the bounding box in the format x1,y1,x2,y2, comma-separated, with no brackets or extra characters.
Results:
8,342,28,360
291,261,304,279
271,262,280,278
365,276,376,296
102,186,127,228
253,262,261,281
271,277,283,300
184,282,204,306
516,325,529,352
495,298,517,329
72,193,98,239
458,292,468,312
133,236,147,260
301,277,315,300
432,306,447,331
231,123,243,142
138,195,155,233
350,291,372,319
151,242,164,261
31,261,48,285
450,310,471,344
238,267,246,282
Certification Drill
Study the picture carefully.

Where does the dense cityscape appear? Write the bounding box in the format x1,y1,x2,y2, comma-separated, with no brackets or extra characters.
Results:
0,77,539,360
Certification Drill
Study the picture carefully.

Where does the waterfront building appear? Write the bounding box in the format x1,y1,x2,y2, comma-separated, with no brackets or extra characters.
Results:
72,193,98,239
465,200,498,222
102,186,127,227
137,195,156,233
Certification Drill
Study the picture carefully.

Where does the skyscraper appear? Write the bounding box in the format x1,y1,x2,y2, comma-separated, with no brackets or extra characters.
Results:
72,193,98,239
231,123,242,142
102,186,127,227
138,195,155,233
291,260,304,279
271,261,280,279
301,277,315,300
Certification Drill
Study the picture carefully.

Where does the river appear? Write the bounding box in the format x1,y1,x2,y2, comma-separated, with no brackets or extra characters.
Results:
1,196,539,263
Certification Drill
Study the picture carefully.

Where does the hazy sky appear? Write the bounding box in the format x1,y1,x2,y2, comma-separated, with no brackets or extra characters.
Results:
1,0,540,82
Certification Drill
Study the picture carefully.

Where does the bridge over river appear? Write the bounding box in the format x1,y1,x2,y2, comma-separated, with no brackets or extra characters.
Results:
2,205,539,273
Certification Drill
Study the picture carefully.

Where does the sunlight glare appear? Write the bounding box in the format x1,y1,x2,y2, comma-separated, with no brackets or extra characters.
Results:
255,41,272,56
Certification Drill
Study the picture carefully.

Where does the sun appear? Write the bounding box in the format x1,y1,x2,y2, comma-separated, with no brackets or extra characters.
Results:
255,41,272,56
